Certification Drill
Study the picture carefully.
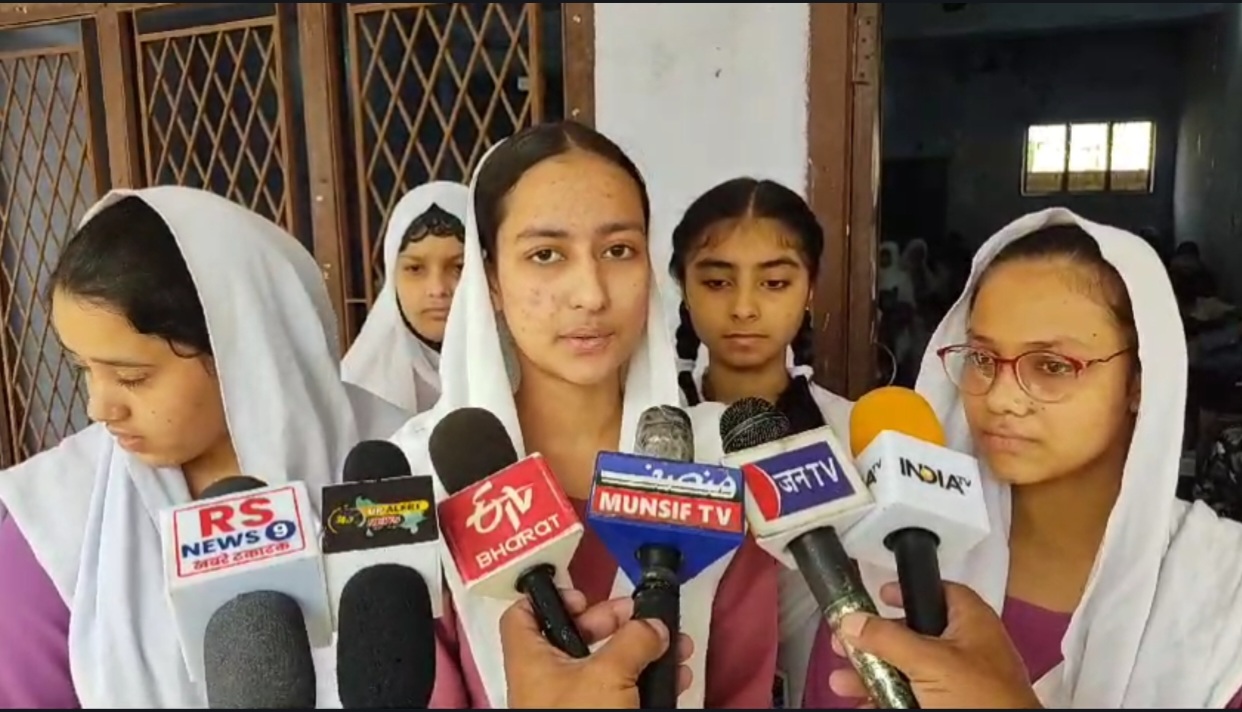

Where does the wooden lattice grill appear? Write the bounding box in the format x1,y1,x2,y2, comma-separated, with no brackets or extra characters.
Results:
134,15,297,231
343,2,544,336
0,46,97,463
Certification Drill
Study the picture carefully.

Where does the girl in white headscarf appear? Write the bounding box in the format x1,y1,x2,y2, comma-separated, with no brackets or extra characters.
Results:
804,208,1242,708
667,177,851,707
343,181,468,414
390,122,779,709
0,187,408,708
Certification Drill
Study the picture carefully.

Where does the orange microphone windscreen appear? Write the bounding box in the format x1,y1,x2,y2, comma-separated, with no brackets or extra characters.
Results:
849,386,947,456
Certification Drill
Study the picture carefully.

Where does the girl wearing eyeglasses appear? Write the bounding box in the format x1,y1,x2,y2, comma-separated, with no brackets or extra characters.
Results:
804,209,1242,708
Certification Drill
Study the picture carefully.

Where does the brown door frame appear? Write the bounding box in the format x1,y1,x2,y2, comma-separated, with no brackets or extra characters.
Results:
562,3,595,126
1,2,873,397
807,3,881,400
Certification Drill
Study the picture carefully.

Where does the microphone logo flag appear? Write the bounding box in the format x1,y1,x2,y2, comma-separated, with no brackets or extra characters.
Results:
861,457,973,495
588,452,745,585
740,441,855,522
322,476,439,554
439,455,576,583
591,453,743,532
172,485,307,578
720,426,873,544
466,480,534,535
161,481,332,679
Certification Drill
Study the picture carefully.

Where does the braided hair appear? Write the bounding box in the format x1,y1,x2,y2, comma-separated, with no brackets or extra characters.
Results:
401,203,465,249
669,178,824,405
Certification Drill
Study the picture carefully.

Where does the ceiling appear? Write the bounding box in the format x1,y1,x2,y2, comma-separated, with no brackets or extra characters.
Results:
884,3,1229,42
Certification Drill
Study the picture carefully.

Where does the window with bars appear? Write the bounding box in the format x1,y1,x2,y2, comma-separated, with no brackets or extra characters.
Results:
339,3,559,339
1022,120,1155,195
0,2,566,465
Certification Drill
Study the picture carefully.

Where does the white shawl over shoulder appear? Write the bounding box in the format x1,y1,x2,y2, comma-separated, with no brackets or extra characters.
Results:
0,187,408,708
892,208,1242,708
343,182,468,415
390,141,734,708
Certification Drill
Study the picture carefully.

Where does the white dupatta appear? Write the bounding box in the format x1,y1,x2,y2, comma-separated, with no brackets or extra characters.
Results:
0,187,408,708
342,182,469,415
870,207,1242,707
389,141,734,708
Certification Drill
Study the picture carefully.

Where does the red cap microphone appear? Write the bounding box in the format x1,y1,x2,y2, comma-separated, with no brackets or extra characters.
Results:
432,407,589,657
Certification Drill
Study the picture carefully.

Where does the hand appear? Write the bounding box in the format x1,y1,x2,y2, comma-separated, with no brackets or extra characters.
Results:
829,581,1042,709
502,590,694,709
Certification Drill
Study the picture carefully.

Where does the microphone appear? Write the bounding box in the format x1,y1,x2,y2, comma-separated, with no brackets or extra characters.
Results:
159,475,332,682
718,398,916,709
841,386,990,636
336,563,437,709
202,476,269,498
203,590,317,708
588,405,746,708
342,439,415,482
321,439,442,625
431,407,589,657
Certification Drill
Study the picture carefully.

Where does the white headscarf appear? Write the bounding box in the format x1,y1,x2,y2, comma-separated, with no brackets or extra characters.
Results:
901,207,1242,707
342,182,469,415
0,186,408,708
390,138,734,708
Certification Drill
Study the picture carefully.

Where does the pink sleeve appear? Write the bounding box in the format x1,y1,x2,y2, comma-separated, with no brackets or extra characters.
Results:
704,537,781,708
0,516,80,708
802,620,863,709
427,593,473,709
1226,687,1242,708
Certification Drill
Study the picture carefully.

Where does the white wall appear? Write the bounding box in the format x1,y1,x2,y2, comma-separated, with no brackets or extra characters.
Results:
594,3,811,327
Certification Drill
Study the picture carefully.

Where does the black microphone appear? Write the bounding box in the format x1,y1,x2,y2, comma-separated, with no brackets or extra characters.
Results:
342,440,412,483
430,407,590,658
628,406,694,709
336,563,437,709
202,590,317,709
587,405,748,708
170,474,333,690
321,439,441,635
720,397,917,709
199,475,268,499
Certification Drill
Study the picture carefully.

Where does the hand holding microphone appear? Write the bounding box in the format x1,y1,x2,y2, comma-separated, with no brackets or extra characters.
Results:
827,582,1041,710
718,398,916,709
587,404,746,708
843,387,990,636
432,407,590,657
501,590,694,710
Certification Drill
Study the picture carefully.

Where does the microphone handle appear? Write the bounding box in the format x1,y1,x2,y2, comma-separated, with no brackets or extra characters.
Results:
886,528,947,636
516,564,590,658
789,528,919,710
633,545,681,709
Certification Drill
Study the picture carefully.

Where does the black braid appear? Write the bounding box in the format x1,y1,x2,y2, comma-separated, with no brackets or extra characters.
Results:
676,301,702,405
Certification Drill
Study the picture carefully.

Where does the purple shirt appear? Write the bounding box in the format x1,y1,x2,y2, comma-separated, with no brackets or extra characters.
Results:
803,596,1242,708
0,515,79,707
